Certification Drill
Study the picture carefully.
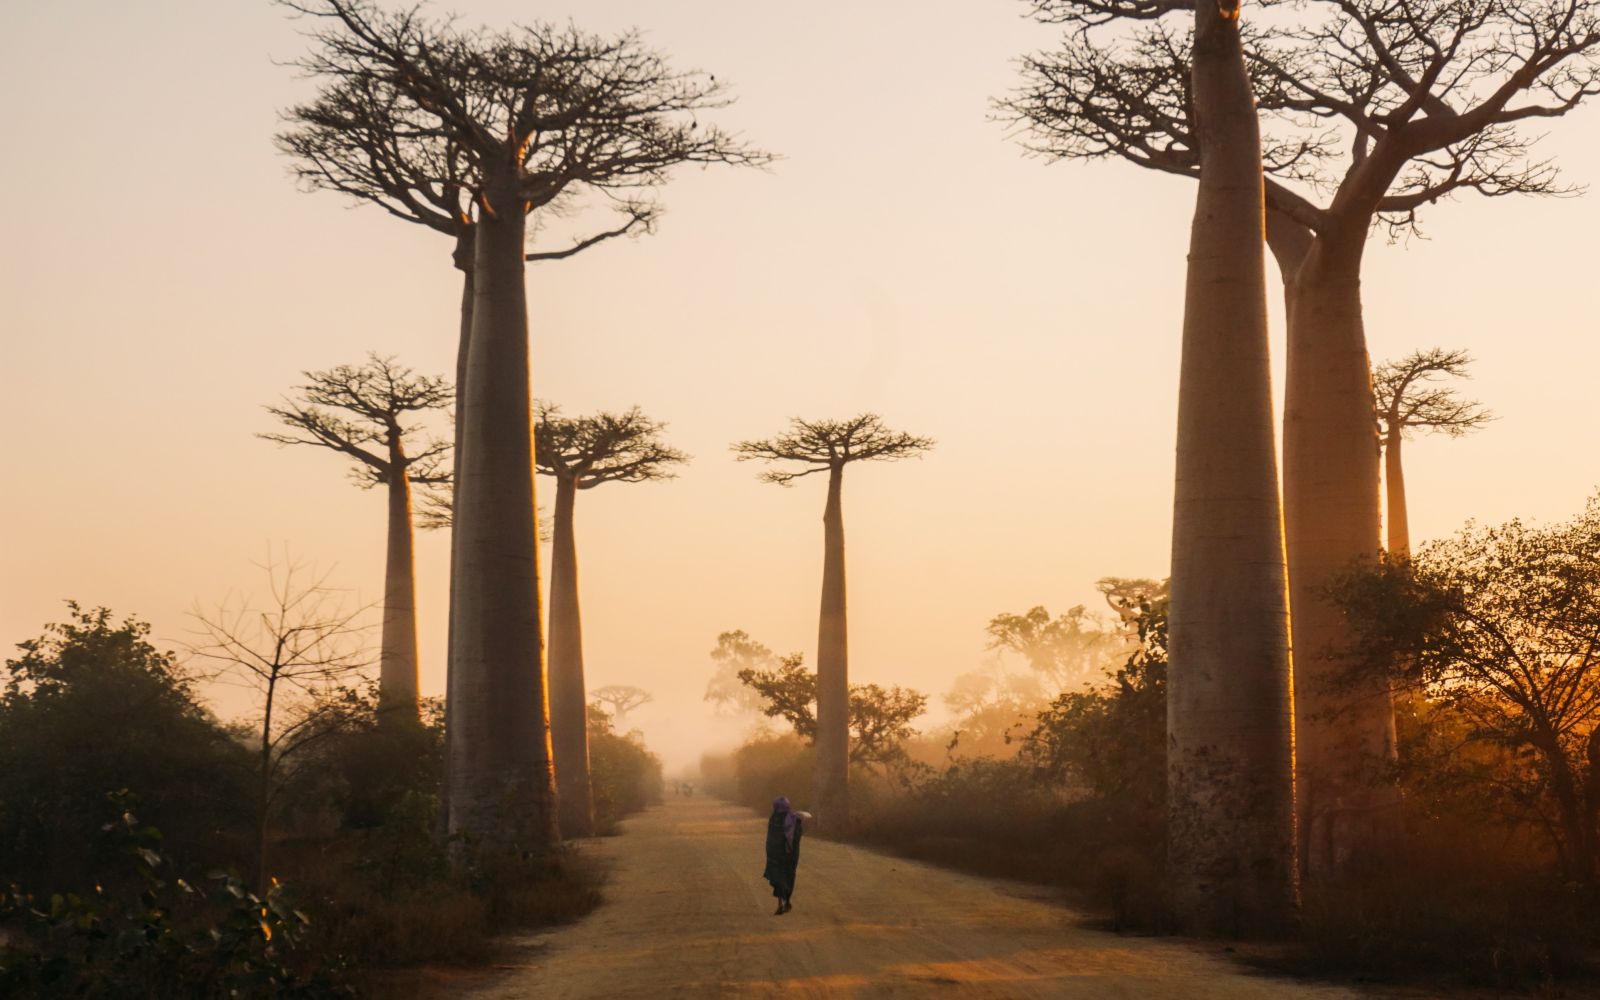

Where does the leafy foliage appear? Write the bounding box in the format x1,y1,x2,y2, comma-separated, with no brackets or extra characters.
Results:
0,606,253,889
586,704,665,834
0,792,352,998
736,655,928,768
1329,498,1600,882
1018,596,1167,811
703,629,780,716
985,604,1122,692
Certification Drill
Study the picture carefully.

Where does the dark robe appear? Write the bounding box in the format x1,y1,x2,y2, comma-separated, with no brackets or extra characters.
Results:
762,811,802,900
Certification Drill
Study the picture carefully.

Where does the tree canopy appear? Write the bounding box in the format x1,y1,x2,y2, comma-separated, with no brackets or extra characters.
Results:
1374,348,1495,438
736,656,928,768
536,405,688,487
733,414,934,484
1003,0,1600,241
1330,497,1600,880
260,353,452,489
277,0,769,255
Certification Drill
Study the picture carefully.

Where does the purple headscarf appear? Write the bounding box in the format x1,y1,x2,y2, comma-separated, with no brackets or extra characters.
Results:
773,795,800,849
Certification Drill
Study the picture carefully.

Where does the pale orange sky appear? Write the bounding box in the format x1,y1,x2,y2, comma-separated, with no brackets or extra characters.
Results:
3,1,1597,771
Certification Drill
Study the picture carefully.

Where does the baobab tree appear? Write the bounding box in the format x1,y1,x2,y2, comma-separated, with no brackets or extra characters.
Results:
280,0,767,854
590,685,653,726
278,7,653,829
734,415,932,830
1373,349,1494,558
1007,0,1298,930
260,354,450,723
537,405,686,837
1006,0,1600,881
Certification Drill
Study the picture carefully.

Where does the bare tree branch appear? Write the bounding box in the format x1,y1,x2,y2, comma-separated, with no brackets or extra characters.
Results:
259,352,453,489
277,0,773,257
1002,0,1600,239
535,403,688,487
733,414,934,486
1374,347,1496,438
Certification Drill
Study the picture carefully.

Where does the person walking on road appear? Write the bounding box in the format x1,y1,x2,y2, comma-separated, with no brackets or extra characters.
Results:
763,795,809,915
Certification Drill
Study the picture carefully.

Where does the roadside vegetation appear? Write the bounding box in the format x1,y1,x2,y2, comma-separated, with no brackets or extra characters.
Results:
704,500,1600,991
0,605,662,994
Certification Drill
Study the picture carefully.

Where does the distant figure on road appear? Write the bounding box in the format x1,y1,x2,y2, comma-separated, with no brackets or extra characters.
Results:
763,795,809,915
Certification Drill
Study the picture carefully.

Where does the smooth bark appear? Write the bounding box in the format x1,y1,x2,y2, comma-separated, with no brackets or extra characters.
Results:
548,475,595,838
815,465,849,830
445,177,558,855
1166,0,1298,934
1275,225,1397,881
1383,423,1409,558
378,444,421,723
439,225,474,835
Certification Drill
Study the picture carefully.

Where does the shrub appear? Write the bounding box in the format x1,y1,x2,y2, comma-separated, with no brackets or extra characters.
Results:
0,606,255,890
587,704,665,834
0,792,354,998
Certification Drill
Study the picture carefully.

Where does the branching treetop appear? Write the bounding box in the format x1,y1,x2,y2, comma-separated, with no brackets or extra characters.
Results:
590,684,653,719
277,0,770,258
535,404,687,489
1003,0,1600,238
187,553,370,702
1373,348,1495,438
732,414,935,485
260,353,452,487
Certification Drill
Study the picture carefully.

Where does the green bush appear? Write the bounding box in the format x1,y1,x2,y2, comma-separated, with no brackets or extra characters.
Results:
587,704,664,834
0,792,353,998
724,732,815,816
0,606,255,890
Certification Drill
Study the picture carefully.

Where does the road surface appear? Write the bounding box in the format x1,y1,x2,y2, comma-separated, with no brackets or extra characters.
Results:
448,796,1361,999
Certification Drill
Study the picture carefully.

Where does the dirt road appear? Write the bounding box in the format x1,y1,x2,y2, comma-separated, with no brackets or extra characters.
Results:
453,796,1361,999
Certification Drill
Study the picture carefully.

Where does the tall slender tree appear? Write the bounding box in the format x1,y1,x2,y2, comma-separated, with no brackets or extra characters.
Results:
280,0,767,855
260,354,450,723
734,415,932,830
1005,0,1600,880
1373,349,1494,557
536,405,686,837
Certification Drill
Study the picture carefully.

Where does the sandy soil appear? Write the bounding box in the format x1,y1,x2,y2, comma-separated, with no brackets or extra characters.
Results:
441,796,1365,999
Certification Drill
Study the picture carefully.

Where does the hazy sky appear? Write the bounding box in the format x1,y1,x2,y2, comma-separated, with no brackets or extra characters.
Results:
3,1,1597,771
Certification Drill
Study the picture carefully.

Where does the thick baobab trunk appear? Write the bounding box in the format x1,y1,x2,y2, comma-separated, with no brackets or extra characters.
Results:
548,475,595,838
815,464,849,830
1281,228,1396,881
446,176,558,856
1166,0,1298,935
378,450,421,724
1383,422,1409,557
439,224,474,835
